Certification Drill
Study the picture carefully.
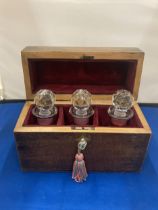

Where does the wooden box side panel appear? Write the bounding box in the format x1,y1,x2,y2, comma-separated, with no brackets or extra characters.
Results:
14,132,150,172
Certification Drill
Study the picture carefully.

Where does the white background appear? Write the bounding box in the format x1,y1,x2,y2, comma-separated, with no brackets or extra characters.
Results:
0,0,158,102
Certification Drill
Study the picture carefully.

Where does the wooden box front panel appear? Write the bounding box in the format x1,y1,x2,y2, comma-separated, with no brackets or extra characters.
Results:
15,132,150,172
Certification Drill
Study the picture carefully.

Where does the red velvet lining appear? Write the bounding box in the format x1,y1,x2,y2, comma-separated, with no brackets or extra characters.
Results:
28,59,137,94
23,105,143,128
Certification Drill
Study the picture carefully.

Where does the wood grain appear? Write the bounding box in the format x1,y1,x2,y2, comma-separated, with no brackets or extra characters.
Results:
14,100,151,171
22,46,143,53
15,132,150,171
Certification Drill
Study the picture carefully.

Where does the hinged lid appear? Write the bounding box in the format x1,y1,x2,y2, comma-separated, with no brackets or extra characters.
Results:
21,47,144,101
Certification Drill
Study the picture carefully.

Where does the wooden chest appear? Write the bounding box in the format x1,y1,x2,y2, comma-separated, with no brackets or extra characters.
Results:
14,47,151,171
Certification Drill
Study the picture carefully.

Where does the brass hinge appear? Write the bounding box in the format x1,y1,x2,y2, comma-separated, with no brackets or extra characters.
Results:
80,55,94,60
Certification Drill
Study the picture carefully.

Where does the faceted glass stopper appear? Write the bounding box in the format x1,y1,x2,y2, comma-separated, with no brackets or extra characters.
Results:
108,89,134,120
34,89,56,117
71,89,92,116
112,89,134,112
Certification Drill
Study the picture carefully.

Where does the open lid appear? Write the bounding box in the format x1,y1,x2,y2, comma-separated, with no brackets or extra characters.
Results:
21,47,144,101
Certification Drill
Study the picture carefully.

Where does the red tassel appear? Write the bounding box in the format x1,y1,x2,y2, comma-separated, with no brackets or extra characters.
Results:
72,153,88,182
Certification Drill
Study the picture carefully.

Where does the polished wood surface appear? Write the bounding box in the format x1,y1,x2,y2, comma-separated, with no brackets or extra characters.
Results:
22,46,143,53
14,101,151,171
15,131,150,171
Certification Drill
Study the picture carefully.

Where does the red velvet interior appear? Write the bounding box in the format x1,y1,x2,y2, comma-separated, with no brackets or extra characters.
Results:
28,59,137,94
23,105,143,128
